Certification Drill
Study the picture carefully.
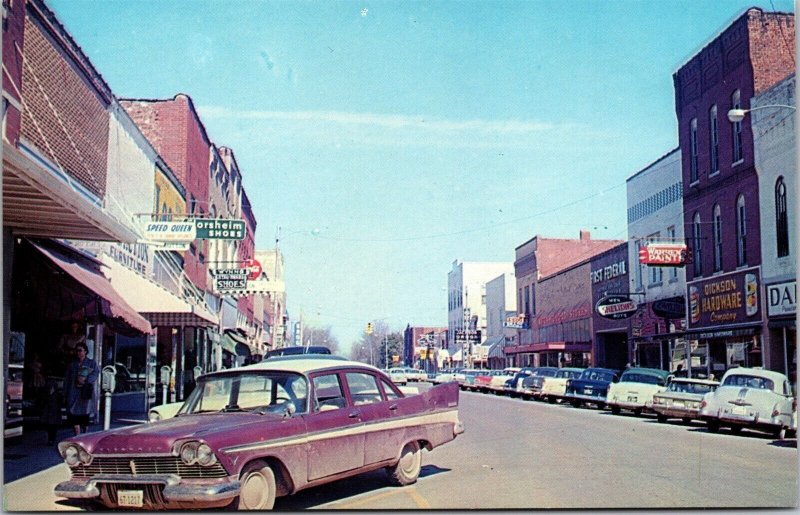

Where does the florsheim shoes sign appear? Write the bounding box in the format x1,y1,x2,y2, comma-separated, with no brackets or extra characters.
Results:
142,219,246,243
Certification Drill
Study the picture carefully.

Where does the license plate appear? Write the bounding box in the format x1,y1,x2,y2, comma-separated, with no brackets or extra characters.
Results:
584,388,592,394
118,490,144,508
731,406,746,416
627,396,638,403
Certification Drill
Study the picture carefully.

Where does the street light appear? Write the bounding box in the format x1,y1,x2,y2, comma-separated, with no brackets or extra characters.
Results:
727,104,795,123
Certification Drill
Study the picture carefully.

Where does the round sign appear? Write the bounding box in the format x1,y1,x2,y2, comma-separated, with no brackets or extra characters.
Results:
243,259,262,281
652,297,686,319
595,295,638,320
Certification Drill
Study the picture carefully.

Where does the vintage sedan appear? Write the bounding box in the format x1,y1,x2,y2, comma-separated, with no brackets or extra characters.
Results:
503,367,536,397
564,367,621,409
485,367,520,395
698,367,795,439
605,368,671,416
520,367,559,400
651,377,720,424
55,356,464,510
387,368,408,385
540,367,585,404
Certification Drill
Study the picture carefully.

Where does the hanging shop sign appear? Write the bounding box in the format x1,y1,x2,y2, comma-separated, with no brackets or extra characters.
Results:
639,243,689,267
454,330,481,345
687,267,760,329
142,220,196,243
596,295,638,319
766,280,796,317
504,314,528,329
243,258,262,281
652,297,686,319
213,268,248,291
195,219,246,240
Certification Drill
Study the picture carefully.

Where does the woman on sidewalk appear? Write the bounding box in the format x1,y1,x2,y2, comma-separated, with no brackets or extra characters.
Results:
63,342,99,436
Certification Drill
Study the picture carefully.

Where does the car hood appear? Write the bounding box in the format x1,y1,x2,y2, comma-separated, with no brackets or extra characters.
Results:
66,412,286,454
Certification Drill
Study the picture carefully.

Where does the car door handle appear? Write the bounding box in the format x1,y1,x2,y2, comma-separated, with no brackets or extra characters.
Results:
389,404,398,411
348,411,360,418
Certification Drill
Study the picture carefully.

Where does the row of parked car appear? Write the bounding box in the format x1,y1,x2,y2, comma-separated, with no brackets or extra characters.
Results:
431,364,797,440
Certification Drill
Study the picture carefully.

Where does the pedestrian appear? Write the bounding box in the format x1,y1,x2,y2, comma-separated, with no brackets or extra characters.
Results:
41,379,63,445
63,342,99,436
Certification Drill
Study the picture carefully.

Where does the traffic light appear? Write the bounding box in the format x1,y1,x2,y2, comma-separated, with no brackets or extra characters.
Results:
365,322,373,335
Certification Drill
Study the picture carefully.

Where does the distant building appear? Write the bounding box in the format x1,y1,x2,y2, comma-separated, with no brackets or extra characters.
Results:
510,230,622,367
483,272,517,369
403,326,447,372
674,7,794,378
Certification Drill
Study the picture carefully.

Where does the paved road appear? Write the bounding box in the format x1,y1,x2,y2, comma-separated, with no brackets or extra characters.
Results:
4,384,797,510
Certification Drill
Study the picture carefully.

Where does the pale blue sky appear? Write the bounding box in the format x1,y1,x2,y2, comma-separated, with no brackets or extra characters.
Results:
49,0,795,350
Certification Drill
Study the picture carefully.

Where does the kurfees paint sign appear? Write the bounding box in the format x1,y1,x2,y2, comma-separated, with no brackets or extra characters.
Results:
687,267,760,329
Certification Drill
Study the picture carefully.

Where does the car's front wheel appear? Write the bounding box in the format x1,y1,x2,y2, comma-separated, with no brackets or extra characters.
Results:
387,441,422,486
706,420,720,433
233,461,276,510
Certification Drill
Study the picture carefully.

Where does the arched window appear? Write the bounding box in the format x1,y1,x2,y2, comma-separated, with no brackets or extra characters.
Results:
713,204,723,272
731,90,743,163
693,212,703,276
690,118,699,183
776,177,790,257
736,195,747,267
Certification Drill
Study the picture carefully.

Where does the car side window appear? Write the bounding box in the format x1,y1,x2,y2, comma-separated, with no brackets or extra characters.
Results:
313,374,347,412
346,373,382,406
380,378,400,400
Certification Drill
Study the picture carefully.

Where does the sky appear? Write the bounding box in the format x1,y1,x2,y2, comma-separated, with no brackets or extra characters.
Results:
48,0,796,351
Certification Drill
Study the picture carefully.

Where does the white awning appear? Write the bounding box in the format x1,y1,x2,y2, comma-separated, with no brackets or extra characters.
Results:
101,256,218,327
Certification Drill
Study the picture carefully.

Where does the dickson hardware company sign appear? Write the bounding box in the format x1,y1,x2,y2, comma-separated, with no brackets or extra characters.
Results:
687,268,760,329
638,243,689,267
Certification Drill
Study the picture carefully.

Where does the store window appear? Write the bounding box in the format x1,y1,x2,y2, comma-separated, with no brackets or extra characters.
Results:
713,204,723,272
776,177,789,258
709,105,719,175
736,194,747,267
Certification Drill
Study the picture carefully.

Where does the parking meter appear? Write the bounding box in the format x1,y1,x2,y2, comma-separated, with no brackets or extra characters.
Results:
160,366,172,405
101,365,116,430
101,366,116,392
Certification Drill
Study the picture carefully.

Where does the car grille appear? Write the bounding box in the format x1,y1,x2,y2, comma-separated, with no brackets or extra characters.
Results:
71,456,228,479
99,482,167,510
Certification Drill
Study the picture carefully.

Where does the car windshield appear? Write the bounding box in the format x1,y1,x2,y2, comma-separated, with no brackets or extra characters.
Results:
722,374,774,391
582,370,614,382
621,373,666,385
667,381,717,394
179,371,309,415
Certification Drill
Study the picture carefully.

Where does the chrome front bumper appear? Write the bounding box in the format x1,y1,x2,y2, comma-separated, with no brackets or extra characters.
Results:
54,474,240,503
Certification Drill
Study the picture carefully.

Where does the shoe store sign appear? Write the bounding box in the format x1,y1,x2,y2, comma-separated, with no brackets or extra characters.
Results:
142,219,246,243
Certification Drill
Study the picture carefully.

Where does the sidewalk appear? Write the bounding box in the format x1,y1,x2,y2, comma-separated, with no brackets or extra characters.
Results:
3,411,147,484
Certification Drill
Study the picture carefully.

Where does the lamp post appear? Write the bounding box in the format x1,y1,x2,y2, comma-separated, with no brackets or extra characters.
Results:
727,104,795,122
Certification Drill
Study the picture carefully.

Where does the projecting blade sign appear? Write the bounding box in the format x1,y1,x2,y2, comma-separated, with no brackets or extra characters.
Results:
141,219,246,243
213,259,285,295
596,295,638,319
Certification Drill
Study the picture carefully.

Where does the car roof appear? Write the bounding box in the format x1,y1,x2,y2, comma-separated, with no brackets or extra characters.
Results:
203,356,379,376
721,367,788,383
623,367,670,378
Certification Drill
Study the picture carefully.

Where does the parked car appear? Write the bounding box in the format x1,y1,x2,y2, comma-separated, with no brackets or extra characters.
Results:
540,368,585,404
564,367,621,408
698,367,796,439
148,401,183,423
605,368,672,416
520,367,559,400
114,363,145,392
4,363,24,438
388,368,408,385
265,345,331,358
486,367,520,395
55,356,464,510
402,368,427,382
459,369,482,391
651,377,720,424
503,367,536,397
473,370,500,393
431,369,459,384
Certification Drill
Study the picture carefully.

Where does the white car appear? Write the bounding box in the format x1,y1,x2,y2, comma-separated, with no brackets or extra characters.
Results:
651,377,720,424
388,368,408,385
486,367,520,394
606,368,671,416
699,367,796,439
147,401,183,422
403,368,427,382
431,370,459,384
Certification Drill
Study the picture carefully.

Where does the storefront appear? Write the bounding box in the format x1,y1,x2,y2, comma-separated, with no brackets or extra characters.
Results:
764,279,796,380
685,267,764,381
629,296,687,372
590,244,630,370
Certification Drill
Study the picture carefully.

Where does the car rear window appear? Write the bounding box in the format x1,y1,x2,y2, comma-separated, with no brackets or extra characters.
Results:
722,374,774,391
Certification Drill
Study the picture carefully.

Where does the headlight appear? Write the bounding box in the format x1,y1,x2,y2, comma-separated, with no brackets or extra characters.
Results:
180,442,198,465
196,443,217,466
78,448,92,465
64,445,80,466
148,410,161,423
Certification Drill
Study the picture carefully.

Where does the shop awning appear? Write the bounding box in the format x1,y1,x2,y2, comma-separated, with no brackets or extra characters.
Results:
221,331,250,356
101,257,218,328
32,242,152,334
485,336,506,358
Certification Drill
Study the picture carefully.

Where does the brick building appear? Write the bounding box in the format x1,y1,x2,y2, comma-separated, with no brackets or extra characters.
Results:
674,8,795,378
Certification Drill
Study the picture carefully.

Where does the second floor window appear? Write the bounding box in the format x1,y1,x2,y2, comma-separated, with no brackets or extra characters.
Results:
731,90,743,163
776,177,790,257
713,204,723,272
690,118,699,183
667,226,678,280
709,105,719,174
693,213,703,276
736,194,747,267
